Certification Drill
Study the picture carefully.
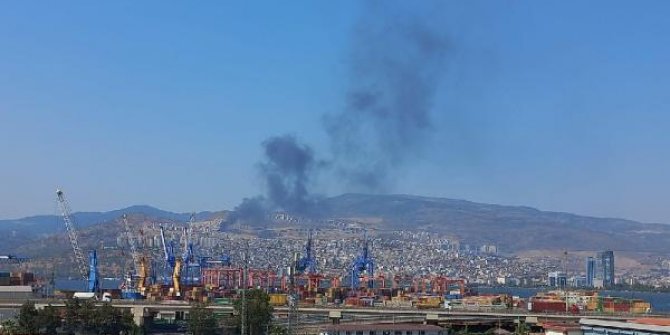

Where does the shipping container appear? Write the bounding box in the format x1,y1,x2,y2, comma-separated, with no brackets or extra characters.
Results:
530,299,566,313
345,297,361,306
417,296,443,309
269,293,288,306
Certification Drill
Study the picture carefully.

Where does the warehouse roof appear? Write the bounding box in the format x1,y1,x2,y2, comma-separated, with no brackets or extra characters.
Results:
581,318,670,334
323,324,444,332
0,286,32,293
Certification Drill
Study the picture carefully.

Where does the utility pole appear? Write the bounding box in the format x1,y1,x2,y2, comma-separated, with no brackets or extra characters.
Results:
287,252,299,335
241,239,249,335
563,250,569,313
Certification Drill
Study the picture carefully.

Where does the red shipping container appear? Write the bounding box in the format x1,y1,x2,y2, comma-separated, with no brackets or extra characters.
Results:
531,300,566,313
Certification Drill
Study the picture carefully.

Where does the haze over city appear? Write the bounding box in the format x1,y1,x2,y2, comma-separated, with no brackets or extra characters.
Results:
1,0,669,223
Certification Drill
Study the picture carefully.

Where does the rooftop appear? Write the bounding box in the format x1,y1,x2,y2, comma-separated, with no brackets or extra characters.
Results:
581,318,670,334
543,323,581,332
0,286,33,293
323,324,444,332
632,318,670,327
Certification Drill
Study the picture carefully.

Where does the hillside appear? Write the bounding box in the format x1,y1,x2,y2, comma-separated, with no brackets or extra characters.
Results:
0,206,225,253
3,193,669,257
319,194,670,253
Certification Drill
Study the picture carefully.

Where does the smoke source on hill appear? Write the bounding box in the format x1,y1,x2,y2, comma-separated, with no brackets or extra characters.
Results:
230,4,448,222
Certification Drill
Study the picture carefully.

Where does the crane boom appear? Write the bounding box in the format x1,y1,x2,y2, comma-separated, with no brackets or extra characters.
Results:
182,213,195,262
160,226,176,286
55,189,88,279
122,214,142,274
296,230,317,274
160,226,169,262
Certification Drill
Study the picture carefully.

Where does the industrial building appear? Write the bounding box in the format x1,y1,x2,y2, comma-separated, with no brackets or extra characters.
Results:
581,318,670,335
544,323,582,335
0,286,36,300
319,324,445,335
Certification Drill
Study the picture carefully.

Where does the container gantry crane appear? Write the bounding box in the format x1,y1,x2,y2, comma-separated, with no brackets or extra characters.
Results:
351,231,374,289
159,226,176,286
55,189,88,280
182,213,206,286
87,250,99,293
296,230,317,274
56,189,98,293
121,214,147,299
122,215,141,278
181,225,196,285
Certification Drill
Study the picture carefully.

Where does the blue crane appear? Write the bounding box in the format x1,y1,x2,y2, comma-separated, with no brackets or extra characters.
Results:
56,189,98,293
350,231,374,289
87,250,99,293
182,238,198,285
181,213,201,285
296,230,317,274
159,226,176,286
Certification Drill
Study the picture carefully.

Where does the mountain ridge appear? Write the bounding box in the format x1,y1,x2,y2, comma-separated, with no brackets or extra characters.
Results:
2,193,668,254
0,205,225,252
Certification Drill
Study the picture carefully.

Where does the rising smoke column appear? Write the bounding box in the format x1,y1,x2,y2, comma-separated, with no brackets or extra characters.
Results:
224,135,318,225
259,134,319,214
325,9,448,191
228,5,448,222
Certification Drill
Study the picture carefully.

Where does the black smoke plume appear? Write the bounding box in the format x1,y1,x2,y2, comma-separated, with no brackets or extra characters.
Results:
224,135,319,225
325,11,448,191
223,196,268,226
228,5,448,223
260,135,319,214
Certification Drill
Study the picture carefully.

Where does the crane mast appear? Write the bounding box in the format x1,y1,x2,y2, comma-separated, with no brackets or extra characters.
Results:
160,226,169,262
55,189,88,279
182,213,195,264
351,231,374,289
296,230,317,274
122,214,148,293
122,214,142,275
160,226,176,286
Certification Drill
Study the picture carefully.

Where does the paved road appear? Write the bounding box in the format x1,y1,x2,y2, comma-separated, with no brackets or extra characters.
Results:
0,299,655,322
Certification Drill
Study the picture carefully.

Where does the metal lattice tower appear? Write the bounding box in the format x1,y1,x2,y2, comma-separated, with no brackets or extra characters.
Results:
187,212,195,249
287,252,299,335
297,230,317,274
241,240,249,335
122,214,142,276
55,189,88,279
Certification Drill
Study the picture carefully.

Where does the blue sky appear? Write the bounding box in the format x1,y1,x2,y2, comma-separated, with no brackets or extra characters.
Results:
1,1,669,223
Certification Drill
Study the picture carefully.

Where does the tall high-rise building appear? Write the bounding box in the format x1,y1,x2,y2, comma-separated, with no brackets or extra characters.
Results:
597,251,615,288
586,257,596,287
548,271,567,287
